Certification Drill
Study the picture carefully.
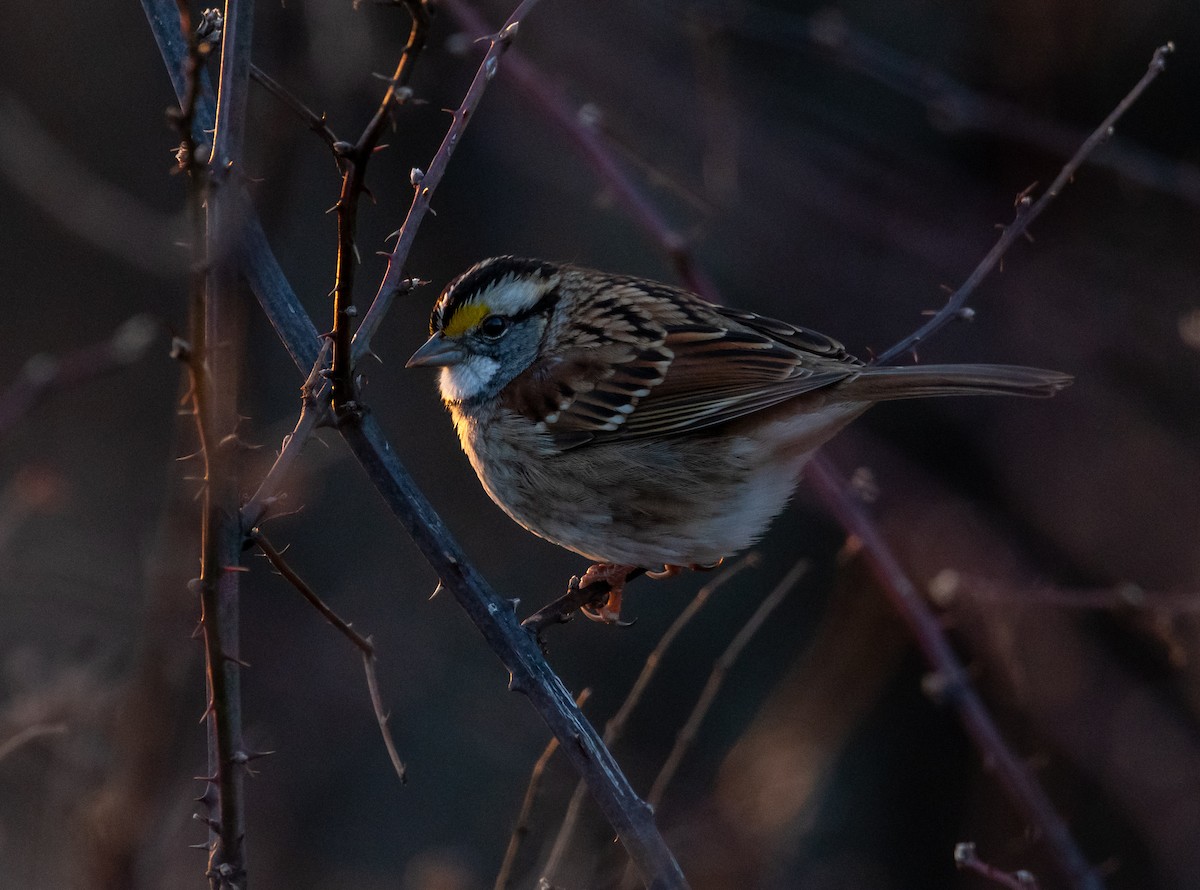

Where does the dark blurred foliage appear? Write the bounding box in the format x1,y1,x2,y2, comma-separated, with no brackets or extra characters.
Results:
1,1,1198,888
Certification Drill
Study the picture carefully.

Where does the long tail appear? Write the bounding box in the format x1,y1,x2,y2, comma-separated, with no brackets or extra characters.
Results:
842,364,1072,401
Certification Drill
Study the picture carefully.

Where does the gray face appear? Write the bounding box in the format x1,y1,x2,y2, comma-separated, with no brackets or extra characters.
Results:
436,302,549,404
410,259,562,405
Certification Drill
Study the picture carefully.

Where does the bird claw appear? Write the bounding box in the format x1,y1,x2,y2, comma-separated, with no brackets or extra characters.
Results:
646,564,682,580
646,559,724,580
578,563,638,626
579,602,636,627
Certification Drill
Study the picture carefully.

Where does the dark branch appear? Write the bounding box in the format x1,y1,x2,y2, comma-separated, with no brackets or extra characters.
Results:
173,0,256,885
955,842,1041,890
252,530,407,784
331,0,432,416
353,0,541,360
250,63,339,152
873,43,1175,366
438,0,719,301
0,316,157,441
806,456,1100,890
144,1,689,886
542,556,757,876
727,8,1200,208
495,688,592,890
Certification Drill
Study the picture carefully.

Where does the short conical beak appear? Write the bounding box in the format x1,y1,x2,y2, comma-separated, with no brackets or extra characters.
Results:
406,332,465,368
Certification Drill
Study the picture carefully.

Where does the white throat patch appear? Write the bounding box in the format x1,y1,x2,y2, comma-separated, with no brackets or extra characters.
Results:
439,355,501,403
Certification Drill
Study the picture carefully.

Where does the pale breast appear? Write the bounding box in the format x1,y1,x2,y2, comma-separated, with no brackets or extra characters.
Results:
449,402,849,566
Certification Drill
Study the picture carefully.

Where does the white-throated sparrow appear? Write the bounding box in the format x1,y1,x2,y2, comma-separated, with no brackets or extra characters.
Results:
407,257,1070,621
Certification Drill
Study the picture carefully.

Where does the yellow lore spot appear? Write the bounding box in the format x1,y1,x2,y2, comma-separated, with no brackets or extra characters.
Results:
443,302,490,338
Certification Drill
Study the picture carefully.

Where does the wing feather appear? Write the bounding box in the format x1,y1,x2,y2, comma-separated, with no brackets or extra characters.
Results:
500,282,862,448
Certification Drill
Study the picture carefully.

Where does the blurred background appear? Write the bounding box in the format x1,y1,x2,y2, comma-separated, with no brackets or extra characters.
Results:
1,1,1198,888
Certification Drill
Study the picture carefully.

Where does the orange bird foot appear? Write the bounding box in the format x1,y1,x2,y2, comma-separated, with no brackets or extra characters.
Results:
647,559,725,580
578,563,638,625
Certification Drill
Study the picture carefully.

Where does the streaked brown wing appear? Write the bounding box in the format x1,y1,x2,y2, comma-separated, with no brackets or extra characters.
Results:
504,297,863,448
711,305,855,360
607,322,858,441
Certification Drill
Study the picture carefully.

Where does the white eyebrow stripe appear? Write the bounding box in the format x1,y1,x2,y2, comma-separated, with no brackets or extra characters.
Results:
476,275,547,315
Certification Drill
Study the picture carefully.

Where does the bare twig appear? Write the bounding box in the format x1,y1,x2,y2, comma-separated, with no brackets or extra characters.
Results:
873,42,1175,366
613,561,807,890
249,64,339,152
353,0,541,361
251,530,371,653
928,570,1200,614
542,556,757,878
331,0,432,415
437,0,719,301
0,723,68,763
0,316,158,440
608,556,758,748
145,2,690,886
495,688,593,890
361,647,408,785
240,341,332,530
646,559,805,811
251,530,406,783
721,7,1200,209
955,842,1041,889
174,0,256,885
806,456,1100,890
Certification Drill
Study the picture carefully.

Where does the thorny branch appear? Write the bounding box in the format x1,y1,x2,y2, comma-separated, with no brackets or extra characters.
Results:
439,0,720,301
239,341,331,531
805,456,1100,890
251,530,406,783
144,0,1175,885
494,688,592,890
145,1,689,887
495,18,1171,890
873,42,1175,365
353,0,540,360
540,556,756,876
164,0,255,886
955,842,1041,890
330,1,431,416
722,7,1200,209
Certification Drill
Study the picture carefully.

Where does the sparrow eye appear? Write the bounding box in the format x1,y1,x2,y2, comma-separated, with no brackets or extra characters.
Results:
479,314,509,340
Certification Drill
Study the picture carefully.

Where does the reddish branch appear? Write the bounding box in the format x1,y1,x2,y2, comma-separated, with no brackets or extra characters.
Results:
438,0,719,302
494,688,592,890
461,15,1172,890
331,1,431,415
146,1,689,887
955,842,1041,889
166,0,256,886
541,556,757,878
353,0,544,361
728,8,1200,209
807,456,1099,889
